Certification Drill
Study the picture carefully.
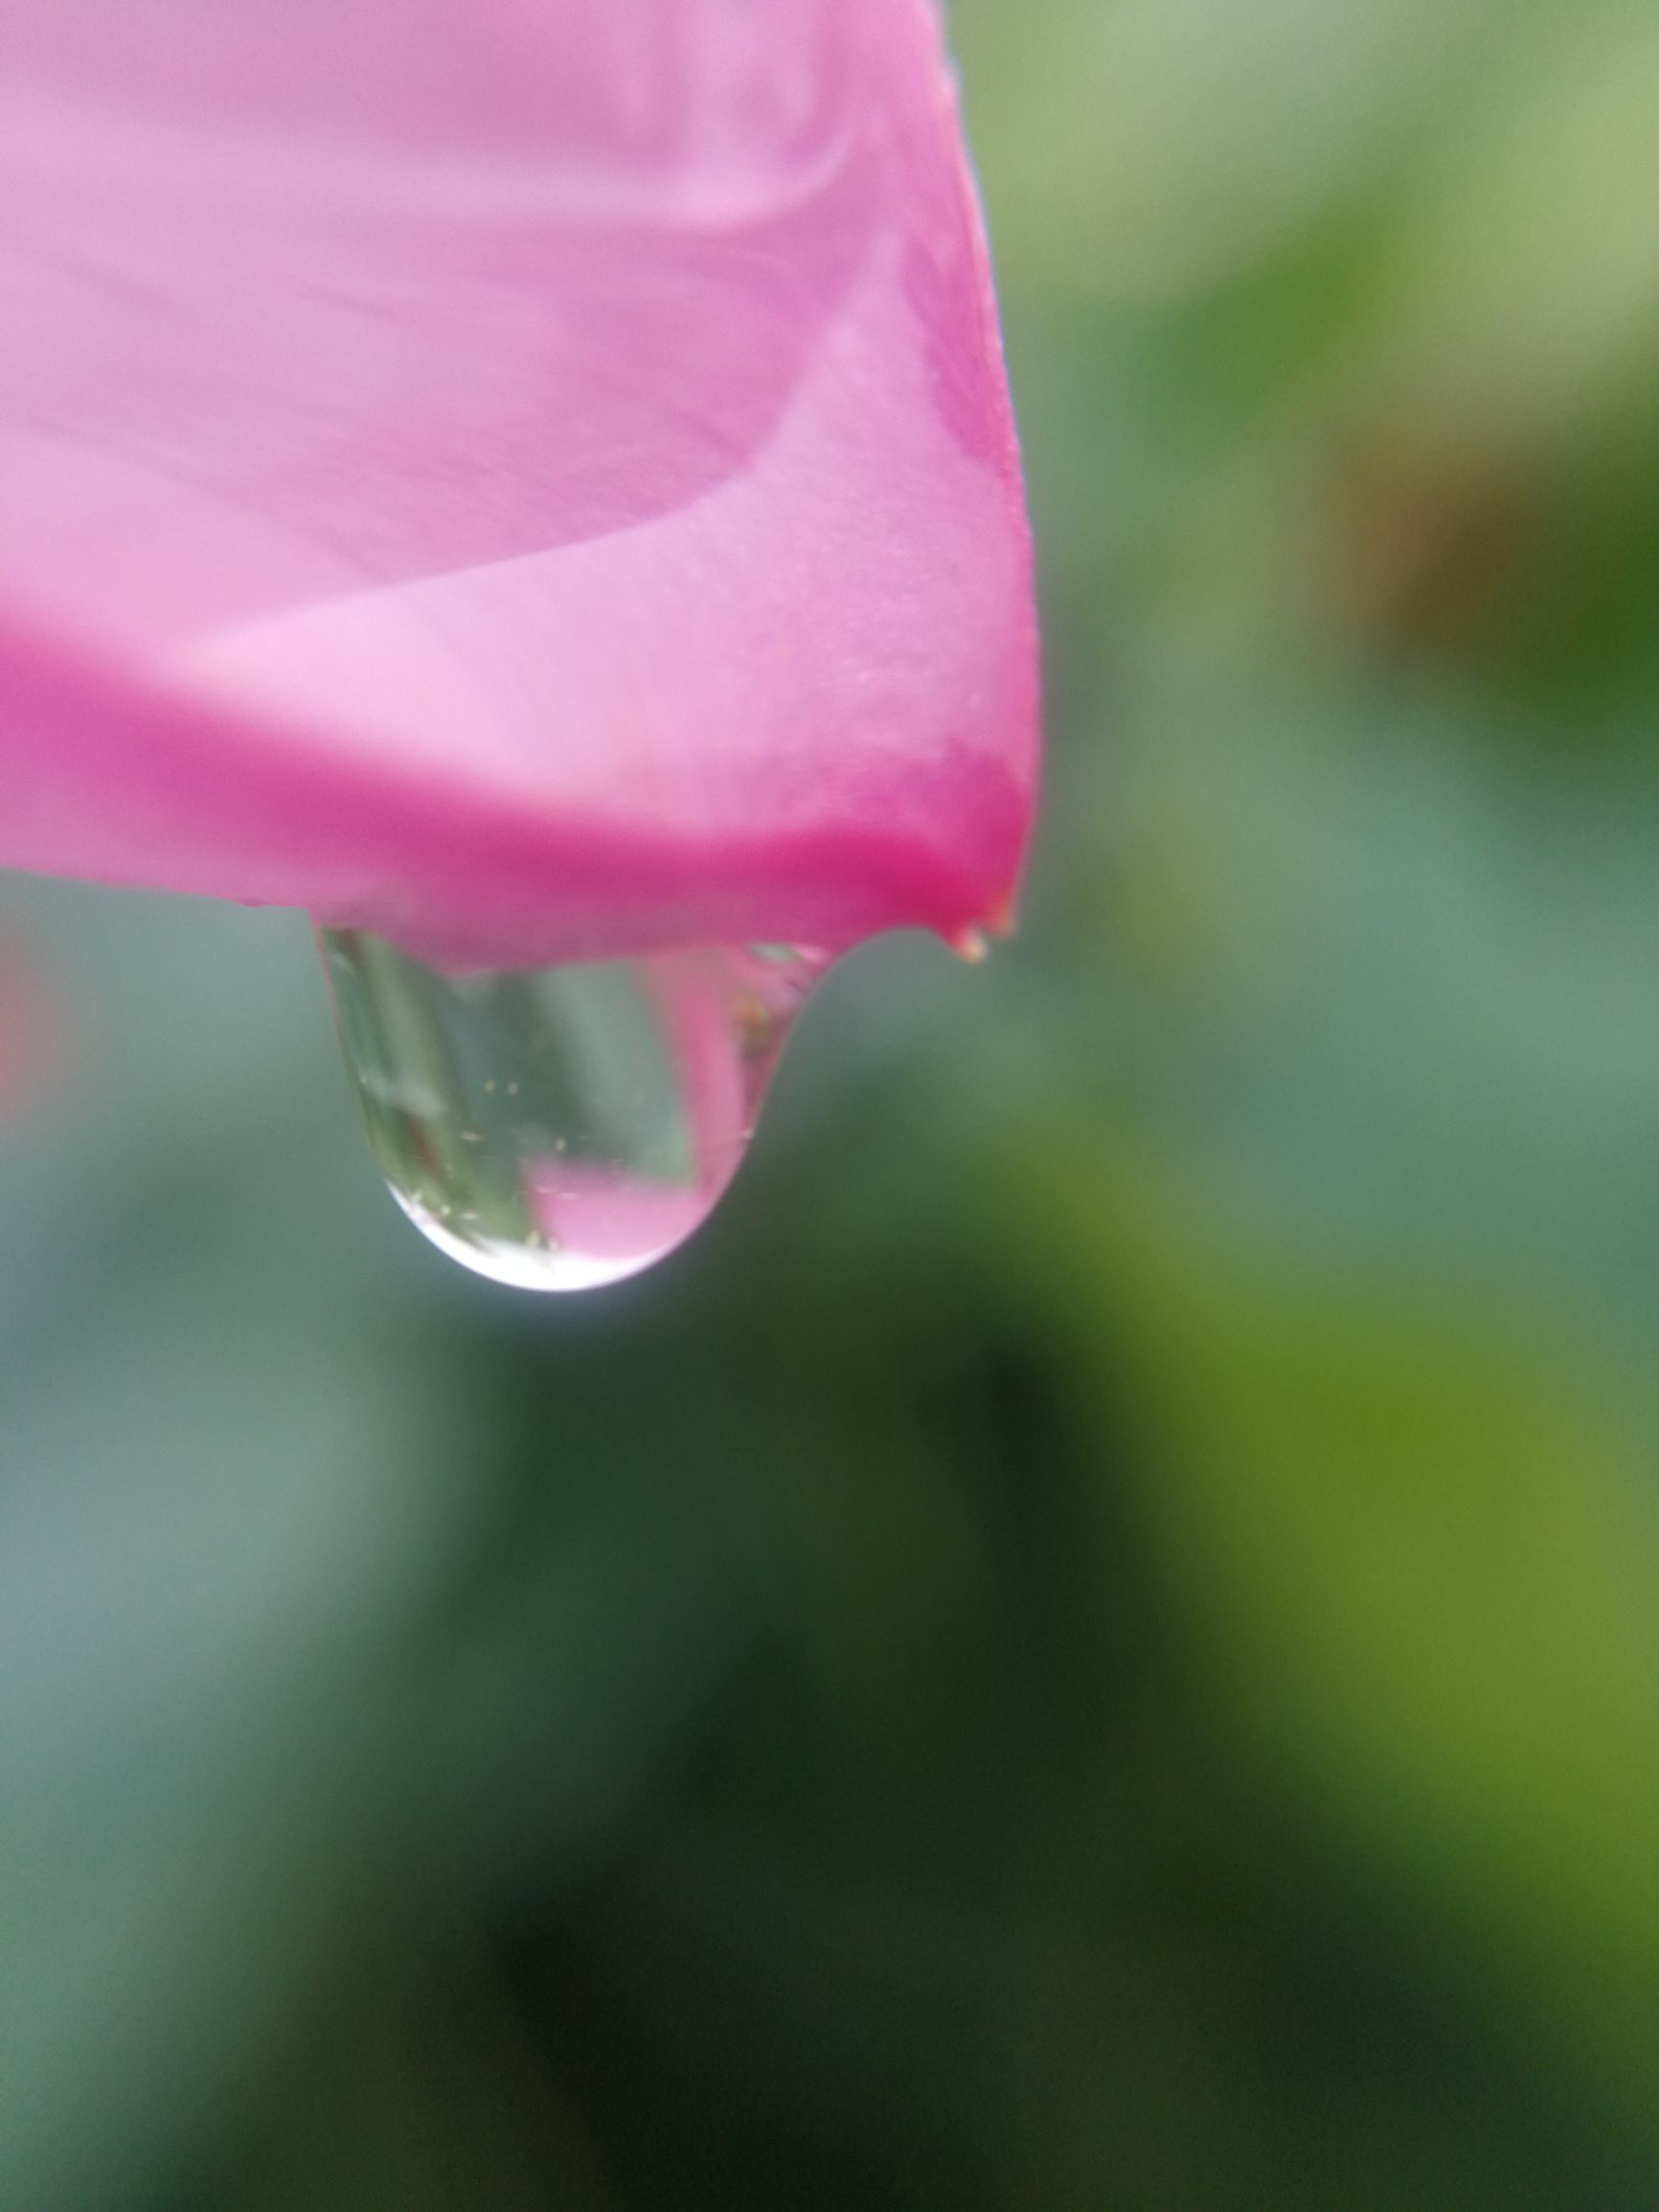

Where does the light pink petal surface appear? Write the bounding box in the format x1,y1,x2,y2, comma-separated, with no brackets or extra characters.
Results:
0,0,1037,965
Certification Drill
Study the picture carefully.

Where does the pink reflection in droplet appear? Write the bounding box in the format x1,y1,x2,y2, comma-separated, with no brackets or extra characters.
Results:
519,944,827,1288
0,940,66,1129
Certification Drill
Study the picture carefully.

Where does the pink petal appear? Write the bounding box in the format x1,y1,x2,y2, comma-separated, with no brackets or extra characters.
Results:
0,0,1038,966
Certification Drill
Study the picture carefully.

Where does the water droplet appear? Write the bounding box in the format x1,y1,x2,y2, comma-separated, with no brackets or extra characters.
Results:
318,927,827,1292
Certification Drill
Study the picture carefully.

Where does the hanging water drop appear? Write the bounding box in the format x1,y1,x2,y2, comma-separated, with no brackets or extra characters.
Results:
318,927,826,1291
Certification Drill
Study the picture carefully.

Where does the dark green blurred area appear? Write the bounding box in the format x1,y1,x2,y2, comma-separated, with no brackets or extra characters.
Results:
8,2,1659,2203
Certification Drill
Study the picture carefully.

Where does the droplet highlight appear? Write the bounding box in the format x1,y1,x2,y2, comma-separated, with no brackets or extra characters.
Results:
318,927,826,1291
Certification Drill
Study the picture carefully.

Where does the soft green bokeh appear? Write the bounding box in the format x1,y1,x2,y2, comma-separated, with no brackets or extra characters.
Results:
7,2,1659,2202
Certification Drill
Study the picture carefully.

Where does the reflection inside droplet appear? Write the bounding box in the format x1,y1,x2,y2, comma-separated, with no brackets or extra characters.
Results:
318,927,827,1290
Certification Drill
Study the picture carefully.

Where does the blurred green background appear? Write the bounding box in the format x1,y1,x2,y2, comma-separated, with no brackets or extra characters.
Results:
8,2,1659,2203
